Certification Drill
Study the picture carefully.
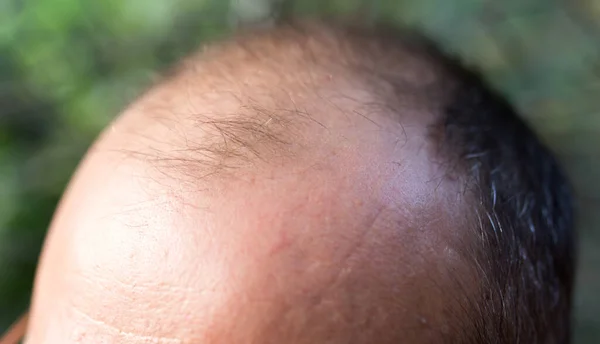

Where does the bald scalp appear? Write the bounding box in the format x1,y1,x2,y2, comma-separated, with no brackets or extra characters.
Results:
25,21,573,344
28,21,478,344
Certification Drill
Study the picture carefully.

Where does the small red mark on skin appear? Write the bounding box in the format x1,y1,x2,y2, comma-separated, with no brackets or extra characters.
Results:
270,230,293,256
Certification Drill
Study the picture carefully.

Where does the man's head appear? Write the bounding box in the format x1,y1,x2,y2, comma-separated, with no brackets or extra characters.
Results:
25,21,575,343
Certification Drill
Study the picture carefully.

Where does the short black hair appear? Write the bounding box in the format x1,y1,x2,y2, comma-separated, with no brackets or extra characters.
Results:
438,57,576,343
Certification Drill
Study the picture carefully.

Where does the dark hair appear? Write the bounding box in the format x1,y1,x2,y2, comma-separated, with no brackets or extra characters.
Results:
438,60,576,343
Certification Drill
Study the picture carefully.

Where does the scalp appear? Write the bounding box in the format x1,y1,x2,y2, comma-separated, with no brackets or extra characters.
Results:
27,21,492,344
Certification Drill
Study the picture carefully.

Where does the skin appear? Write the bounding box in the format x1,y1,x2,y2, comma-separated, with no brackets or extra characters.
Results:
24,28,477,343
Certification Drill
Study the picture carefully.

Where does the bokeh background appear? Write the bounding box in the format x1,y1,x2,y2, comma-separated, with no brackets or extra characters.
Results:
1,0,599,341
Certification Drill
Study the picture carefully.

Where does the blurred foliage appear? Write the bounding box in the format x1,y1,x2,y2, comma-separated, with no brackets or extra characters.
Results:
1,0,599,342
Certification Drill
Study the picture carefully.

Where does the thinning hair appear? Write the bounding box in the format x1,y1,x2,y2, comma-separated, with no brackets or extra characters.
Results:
143,20,575,343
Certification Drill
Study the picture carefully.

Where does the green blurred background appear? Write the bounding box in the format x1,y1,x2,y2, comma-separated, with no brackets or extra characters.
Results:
1,0,599,342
